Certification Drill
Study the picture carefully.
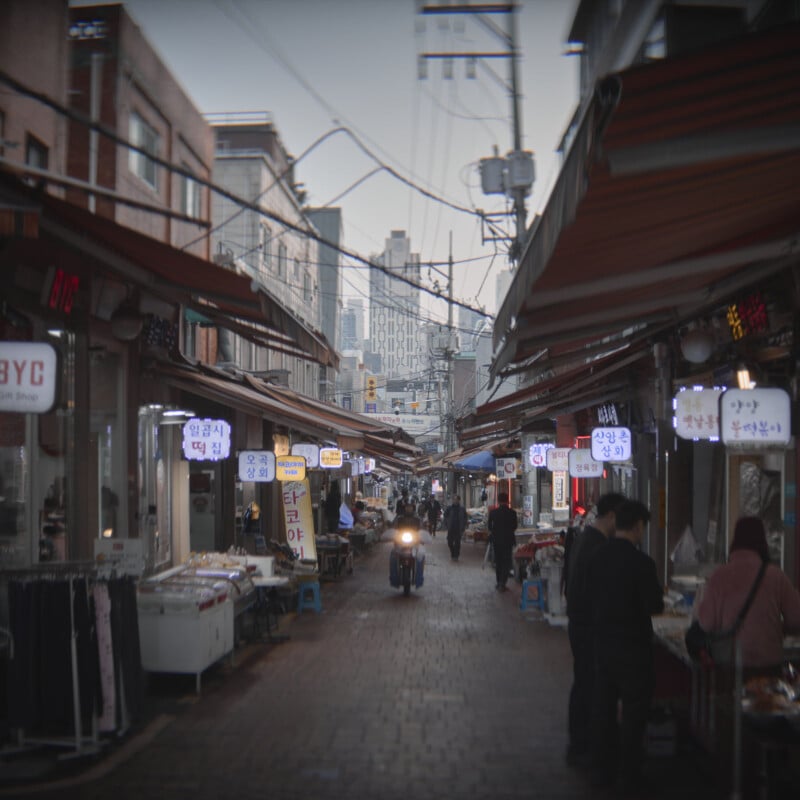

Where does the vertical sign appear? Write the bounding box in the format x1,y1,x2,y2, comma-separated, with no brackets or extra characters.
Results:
522,495,534,527
281,479,317,561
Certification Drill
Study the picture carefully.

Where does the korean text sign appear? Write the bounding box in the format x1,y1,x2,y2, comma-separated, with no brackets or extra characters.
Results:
674,388,721,440
720,388,790,446
182,418,231,461
276,455,306,481
569,448,603,478
281,480,317,560
591,427,631,462
238,450,276,482
528,442,554,469
291,443,320,468
546,447,571,472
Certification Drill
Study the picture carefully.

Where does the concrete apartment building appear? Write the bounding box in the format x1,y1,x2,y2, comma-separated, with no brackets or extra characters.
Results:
368,230,423,380
209,113,324,398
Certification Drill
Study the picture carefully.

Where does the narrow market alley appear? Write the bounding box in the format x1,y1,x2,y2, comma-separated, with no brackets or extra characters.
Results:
4,533,716,800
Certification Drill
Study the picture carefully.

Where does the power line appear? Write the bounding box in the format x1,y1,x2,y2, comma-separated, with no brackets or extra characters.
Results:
0,69,487,317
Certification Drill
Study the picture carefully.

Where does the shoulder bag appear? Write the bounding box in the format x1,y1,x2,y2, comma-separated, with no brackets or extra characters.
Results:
684,559,767,666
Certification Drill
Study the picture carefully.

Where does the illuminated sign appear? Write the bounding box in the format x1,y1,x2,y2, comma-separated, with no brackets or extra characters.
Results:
528,442,554,469
319,447,343,469
43,267,80,314
0,342,58,414
591,427,631,462
726,291,768,342
546,447,571,472
674,388,721,440
496,457,518,478
552,471,569,511
276,455,306,481
238,450,275,482
720,388,790,446
68,19,108,39
568,448,603,478
291,443,320,468
182,418,231,461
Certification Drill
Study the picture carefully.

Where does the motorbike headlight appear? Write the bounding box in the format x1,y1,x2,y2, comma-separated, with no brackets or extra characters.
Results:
400,531,415,544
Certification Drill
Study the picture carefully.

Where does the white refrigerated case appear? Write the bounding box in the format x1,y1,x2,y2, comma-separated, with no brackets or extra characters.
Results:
137,564,254,691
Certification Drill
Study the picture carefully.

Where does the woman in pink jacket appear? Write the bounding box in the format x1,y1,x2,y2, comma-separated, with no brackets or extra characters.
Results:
696,516,800,672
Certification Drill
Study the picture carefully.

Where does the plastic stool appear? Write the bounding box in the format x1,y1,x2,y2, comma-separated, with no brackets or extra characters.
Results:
520,578,546,611
297,581,322,614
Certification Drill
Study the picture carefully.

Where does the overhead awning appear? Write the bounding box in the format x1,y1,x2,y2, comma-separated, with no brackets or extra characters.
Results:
492,23,800,383
459,346,651,446
150,360,421,471
0,170,338,369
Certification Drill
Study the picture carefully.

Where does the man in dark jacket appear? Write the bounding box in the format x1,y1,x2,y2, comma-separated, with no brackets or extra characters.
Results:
487,492,518,591
587,500,664,794
443,495,467,561
565,492,625,765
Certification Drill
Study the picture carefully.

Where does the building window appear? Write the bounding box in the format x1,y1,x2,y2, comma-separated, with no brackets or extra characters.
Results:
128,111,159,190
277,243,287,278
25,133,49,170
303,271,312,303
180,165,201,219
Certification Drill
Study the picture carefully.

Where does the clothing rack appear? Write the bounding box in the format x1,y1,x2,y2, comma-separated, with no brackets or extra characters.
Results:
2,563,139,760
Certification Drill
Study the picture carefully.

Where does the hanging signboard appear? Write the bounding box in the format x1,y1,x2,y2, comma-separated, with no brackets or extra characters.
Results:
591,427,632,462
238,450,276,482
528,442,554,469
553,470,569,512
182,418,231,461
569,448,604,478
720,388,791,446
276,455,306,481
546,447,571,472
291,443,320,468
365,458,375,473
319,447,343,469
674,387,722,440
496,457,518,478
281,479,317,560
522,495,534,527
0,341,59,414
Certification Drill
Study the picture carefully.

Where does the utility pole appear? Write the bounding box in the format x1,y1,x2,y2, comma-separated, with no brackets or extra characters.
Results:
418,2,534,265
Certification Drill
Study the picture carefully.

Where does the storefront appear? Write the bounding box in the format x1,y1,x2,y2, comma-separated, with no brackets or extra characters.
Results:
469,23,800,586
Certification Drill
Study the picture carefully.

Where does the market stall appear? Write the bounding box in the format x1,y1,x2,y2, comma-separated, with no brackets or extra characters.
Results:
137,557,256,692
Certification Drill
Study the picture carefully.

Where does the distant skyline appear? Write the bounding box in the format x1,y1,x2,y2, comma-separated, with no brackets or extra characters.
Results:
71,0,579,322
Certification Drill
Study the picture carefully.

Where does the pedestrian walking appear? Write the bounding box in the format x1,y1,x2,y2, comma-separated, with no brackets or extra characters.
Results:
487,492,517,591
443,494,467,561
426,494,442,538
587,499,664,795
565,492,625,765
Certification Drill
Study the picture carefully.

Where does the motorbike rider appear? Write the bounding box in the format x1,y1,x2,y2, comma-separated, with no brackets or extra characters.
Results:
394,502,421,534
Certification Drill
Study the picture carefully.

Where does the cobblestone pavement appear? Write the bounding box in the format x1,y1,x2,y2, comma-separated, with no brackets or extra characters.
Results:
4,533,716,800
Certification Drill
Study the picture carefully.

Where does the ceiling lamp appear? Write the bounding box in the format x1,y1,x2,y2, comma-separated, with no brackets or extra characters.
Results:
110,297,143,341
680,328,714,364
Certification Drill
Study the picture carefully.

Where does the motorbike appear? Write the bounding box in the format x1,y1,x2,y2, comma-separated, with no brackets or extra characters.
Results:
389,525,425,596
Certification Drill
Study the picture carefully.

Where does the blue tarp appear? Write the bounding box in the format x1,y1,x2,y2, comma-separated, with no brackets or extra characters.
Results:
453,450,496,472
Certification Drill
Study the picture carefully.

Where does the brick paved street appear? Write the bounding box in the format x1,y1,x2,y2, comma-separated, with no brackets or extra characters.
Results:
4,533,716,800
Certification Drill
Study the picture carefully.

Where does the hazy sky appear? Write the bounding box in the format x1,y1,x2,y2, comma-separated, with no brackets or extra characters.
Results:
72,0,579,321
